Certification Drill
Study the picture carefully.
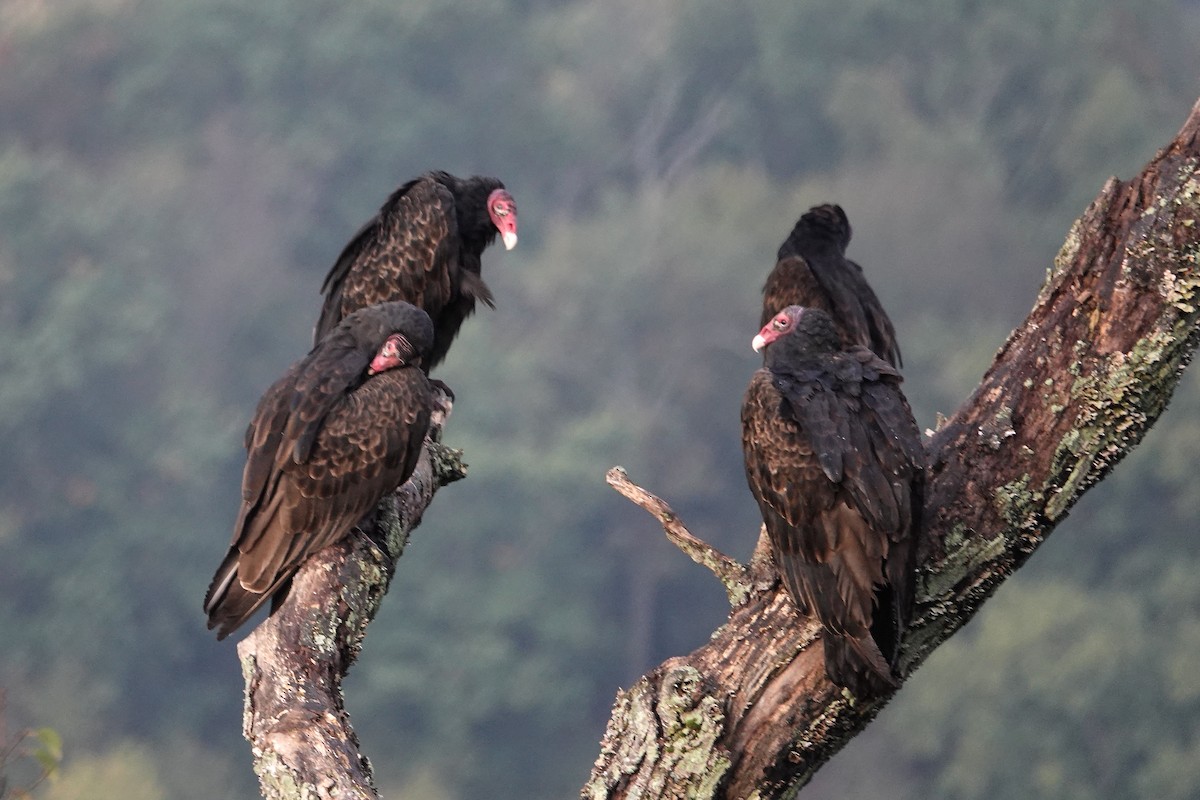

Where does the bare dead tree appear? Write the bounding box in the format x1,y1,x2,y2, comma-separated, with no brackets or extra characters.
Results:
232,97,1200,799
583,99,1200,799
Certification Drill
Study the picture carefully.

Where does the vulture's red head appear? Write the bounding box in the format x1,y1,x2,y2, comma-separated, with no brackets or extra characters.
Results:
487,188,518,250
368,333,417,375
753,305,840,356
753,306,806,352
340,301,432,376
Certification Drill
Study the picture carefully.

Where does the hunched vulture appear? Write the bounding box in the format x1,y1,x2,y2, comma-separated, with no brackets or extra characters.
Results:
761,204,901,367
205,301,436,640
741,305,924,696
314,171,518,370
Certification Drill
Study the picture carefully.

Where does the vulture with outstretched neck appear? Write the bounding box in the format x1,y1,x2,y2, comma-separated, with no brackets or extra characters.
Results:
761,204,901,368
314,171,518,370
741,305,924,697
205,302,436,640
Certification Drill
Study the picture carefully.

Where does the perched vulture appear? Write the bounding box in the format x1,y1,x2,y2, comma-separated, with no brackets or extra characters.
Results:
741,305,924,696
313,171,518,370
205,302,436,640
761,204,901,367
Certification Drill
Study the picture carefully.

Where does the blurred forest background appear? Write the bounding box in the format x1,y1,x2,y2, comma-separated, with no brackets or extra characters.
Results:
1,0,1199,798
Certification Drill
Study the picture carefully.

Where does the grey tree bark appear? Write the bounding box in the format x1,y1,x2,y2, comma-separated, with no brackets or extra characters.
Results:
232,97,1200,799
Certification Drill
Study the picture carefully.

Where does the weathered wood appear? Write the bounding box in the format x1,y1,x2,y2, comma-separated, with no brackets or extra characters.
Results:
584,97,1200,800
236,396,465,800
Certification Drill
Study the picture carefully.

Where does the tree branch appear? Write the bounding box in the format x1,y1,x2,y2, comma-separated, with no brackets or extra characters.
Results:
585,97,1200,799
606,466,753,605
236,395,465,800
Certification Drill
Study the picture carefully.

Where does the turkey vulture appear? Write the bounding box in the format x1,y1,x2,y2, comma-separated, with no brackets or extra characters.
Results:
741,305,923,696
314,170,518,369
205,301,436,640
761,204,901,367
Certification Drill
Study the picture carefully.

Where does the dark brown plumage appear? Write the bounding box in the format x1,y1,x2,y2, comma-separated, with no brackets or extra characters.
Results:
205,302,436,640
741,305,923,696
313,171,518,371
761,204,901,367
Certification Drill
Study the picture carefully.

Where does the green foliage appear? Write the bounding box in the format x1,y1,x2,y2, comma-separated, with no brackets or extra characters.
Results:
667,0,1193,215
0,1,1198,798
880,563,1200,800
39,742,164,800
0,696,63,800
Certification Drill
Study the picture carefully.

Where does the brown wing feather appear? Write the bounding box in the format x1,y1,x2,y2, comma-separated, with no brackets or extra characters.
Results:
231,328,370,561
858,371,925,639
205,367,433,639
845,258,902,368
761,256,837,327
314,177,459,345
762,205,902,367
236,379,292,535
284,333,375,463
742,351,922,696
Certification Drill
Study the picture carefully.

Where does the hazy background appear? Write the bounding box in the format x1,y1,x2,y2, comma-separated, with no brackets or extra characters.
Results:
2,1,1199,797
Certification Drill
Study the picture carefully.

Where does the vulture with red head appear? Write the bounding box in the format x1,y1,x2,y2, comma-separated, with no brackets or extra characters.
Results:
314,171,518,370
205,301,436,640
761,204,901,368
741,305,923,696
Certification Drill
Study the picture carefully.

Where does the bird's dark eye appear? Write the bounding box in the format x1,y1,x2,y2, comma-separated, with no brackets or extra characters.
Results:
494,205,509,216
772,316,789,331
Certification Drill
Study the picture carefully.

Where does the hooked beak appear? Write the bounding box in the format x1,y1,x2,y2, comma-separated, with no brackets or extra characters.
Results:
487,188,519,251
752,333,768,353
